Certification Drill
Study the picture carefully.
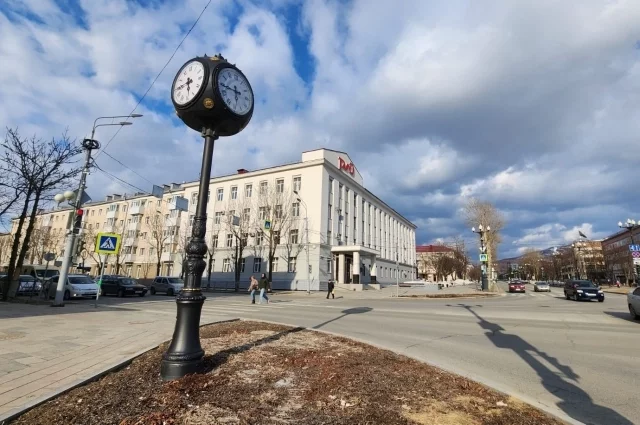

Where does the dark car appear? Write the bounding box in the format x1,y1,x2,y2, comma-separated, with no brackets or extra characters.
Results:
99,275,147,297
564,280,604,302
508,281,526,293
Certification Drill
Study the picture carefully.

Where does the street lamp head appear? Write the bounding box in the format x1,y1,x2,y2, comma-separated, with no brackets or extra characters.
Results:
487,225,491,231
54,193,65,203
63,190,75,200
632,220,637,225
478,224,483,231
471,227,476,232
293,190,299,195
130,114,143,118
118,121,133,126
619,221,623,227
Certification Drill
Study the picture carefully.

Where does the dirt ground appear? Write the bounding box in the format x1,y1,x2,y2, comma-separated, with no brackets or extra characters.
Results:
11,320,563,425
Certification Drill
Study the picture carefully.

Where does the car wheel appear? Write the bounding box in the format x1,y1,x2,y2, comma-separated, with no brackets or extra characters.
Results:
117,289,125,298
565,292,569,300
101,287,107,296
150,287,156,295
63,290,70,301
573,293,579,301
139,292,145,297
598,298,604,303
167,288,174,296
630,304,640,319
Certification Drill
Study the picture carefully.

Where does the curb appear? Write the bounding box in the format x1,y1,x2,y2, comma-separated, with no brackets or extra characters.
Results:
236,317,583,425
0,318,240,424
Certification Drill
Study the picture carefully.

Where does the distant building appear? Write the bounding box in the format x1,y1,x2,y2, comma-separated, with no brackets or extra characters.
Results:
601,228,640,284
416,244,458,282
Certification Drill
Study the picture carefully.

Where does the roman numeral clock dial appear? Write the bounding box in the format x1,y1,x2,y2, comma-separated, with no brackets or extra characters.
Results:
172,61,204,106
217,67,253,116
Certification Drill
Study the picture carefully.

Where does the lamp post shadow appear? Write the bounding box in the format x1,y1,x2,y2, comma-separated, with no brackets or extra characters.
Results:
313,307,373,330
458,304,633,425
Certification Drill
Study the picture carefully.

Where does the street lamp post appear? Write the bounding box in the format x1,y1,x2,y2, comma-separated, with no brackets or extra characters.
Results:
472,225,491,291
52,116,140,307
294,190,310,294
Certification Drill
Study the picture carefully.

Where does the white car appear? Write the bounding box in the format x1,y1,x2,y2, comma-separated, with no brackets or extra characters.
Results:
47,274,99,300
150,276,184,296
628,287,640,319
534,281,551,292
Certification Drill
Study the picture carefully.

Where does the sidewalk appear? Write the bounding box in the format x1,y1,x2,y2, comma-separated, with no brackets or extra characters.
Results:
0,301,228,422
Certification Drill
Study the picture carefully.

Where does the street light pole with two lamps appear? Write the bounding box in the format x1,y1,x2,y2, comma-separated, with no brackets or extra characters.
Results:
52,115,142,306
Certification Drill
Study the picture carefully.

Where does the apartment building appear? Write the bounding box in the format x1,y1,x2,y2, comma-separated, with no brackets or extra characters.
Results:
4,148,417,291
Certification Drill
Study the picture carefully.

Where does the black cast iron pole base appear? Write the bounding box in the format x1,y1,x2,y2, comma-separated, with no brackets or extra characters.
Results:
161,293,207,380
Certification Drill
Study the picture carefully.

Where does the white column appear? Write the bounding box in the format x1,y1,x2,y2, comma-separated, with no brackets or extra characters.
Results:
338,253,345,284
370,256,377,283
353,251,360,284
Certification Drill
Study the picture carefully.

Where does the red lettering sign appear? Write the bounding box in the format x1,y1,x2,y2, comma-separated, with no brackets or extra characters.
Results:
339,157,355,176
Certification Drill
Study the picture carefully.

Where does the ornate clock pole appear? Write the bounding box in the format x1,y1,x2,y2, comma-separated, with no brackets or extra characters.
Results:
161,54,254,381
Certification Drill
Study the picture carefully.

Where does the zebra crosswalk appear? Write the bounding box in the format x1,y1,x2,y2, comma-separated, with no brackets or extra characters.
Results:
505,291,561,298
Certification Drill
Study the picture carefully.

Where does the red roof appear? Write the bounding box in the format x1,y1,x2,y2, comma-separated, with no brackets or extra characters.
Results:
416,244,453,253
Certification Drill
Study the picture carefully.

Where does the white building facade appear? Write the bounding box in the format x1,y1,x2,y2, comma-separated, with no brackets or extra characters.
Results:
7,149,417,291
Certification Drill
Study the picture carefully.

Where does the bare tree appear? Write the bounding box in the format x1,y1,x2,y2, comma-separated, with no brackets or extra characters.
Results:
520,248,543,279
222,198,253,291
468,265,481,282
463,198,506,282
254,184,297,283
205,225,221,288
451,237,469,279
1,128,82,300
143,203,171,277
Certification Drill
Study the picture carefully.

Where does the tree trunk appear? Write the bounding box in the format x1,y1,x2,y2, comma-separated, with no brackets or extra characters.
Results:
156,259,161,277
3,187,32,300
207,254,213,289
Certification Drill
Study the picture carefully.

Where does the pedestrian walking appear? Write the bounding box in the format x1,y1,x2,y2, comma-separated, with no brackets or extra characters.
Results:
327,278,335,299
258,273,270,304
248,275,258,304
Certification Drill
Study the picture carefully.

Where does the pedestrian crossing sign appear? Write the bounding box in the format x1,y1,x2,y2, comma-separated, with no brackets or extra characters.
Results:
95,233,121,255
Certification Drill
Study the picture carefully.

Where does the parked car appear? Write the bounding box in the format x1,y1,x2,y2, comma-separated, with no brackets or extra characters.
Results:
508,281,526,293
150,276,184,296
564,280,604,302
47,274,99,300
17,275,41,296
534,281,550,292
99,275,147,297
628,287,640,319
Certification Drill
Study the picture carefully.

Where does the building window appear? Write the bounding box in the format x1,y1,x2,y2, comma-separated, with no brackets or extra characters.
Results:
245,184,252,198
223,258,232,272
258,207,266,220
226,234,233,247
240,258,246,273
288,257,297,273
241,233,248,246
273,230,280,245
259,181,268,195
212,235,219,248
216,188,224,201
243,208,251,223
327,230,332,244
293,176,301,192
255,232,263,245
276,178,284,193
231,186,238,200
290,229,299,244
191,193,198,205
214,211,223,224
275,204,283,219
272,258,278,272
253,258,262,272
139,248,145,256
292,202,300,217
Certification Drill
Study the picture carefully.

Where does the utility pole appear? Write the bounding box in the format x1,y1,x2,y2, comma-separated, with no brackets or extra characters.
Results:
472,225,490,291
53,138,99,306
305,215,310,294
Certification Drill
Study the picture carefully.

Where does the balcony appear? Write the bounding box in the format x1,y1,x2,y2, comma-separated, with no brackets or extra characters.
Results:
106,209,118,219
102,224,116,233
164,216,177,227
123,254,136,263
161,252,175,262
129,203,145,215
128,221,142,231
168,196,188,211
123,237,137,247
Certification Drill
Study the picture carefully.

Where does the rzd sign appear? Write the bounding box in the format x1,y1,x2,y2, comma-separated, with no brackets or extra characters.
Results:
339,157,355,176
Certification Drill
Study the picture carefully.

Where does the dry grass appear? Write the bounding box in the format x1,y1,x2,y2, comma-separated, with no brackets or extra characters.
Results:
11,320,563,425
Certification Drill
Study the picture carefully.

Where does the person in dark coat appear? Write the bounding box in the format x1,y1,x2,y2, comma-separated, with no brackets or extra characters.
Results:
258,273,270,304
327,278,335,299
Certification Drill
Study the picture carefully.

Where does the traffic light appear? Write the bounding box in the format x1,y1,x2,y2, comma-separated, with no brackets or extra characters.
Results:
73,209,84,234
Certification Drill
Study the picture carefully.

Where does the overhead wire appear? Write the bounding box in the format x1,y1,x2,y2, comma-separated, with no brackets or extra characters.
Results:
93,0,213,180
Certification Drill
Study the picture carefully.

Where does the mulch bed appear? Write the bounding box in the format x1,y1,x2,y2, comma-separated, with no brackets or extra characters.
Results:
10,320,562,425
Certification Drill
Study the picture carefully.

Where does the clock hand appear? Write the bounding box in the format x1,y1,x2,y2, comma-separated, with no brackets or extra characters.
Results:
221,83,240,95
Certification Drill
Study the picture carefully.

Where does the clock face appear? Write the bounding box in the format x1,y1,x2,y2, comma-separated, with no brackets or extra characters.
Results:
217,67,253,115
173,61,205,106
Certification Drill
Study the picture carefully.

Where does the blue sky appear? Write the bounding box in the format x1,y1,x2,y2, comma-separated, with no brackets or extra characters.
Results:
1,0,640,258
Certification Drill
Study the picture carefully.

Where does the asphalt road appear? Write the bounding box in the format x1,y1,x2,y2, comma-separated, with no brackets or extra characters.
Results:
98,283,638,425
